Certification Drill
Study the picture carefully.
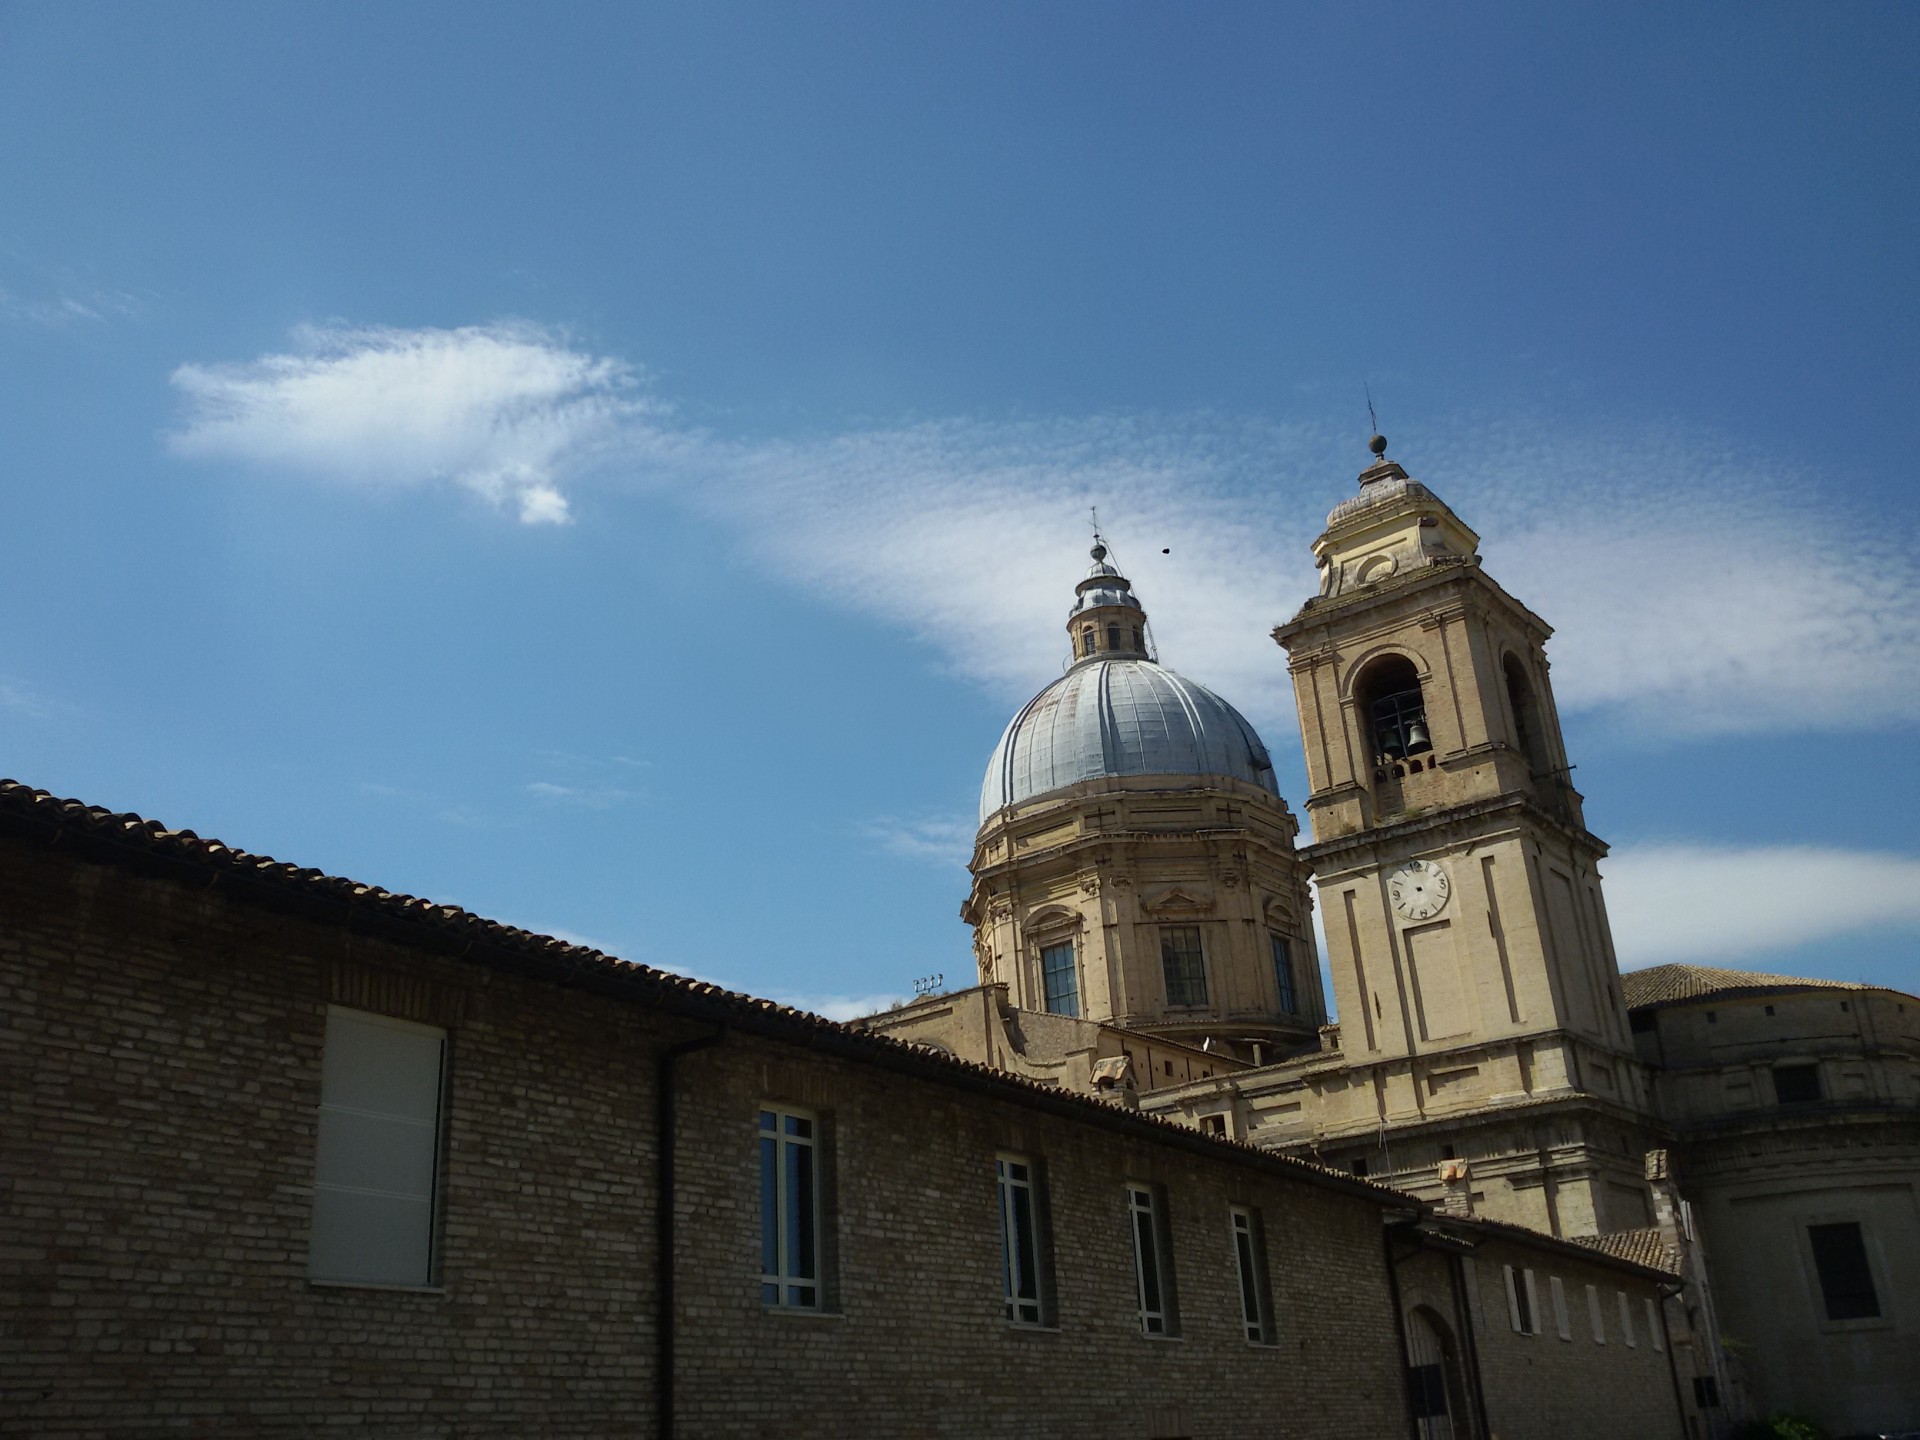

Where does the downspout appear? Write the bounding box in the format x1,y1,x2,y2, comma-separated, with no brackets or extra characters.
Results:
1657,1281,1689,1440
657,1025,727,1440
1448,1249,1492,1440
1382,1218,1422,1440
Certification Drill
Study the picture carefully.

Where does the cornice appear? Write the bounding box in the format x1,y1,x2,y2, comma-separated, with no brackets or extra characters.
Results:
1302,792,1609,872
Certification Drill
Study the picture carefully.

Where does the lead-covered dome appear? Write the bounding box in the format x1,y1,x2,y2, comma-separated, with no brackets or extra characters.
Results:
980,659,1278,821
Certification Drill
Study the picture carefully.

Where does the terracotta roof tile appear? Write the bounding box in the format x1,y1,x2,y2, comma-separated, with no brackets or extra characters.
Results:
1568,1226,1682,1276
0,778,1407,1211
1621,962,1877,1010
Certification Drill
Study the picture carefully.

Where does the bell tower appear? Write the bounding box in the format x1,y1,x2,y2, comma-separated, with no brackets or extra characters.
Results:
1273,436,1657,1237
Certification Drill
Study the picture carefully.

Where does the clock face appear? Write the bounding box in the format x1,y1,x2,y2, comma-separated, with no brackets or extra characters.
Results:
1388,860,1450,922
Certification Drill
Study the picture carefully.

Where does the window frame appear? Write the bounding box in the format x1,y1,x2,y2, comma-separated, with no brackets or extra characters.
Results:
1229,1204,1275,1345
1616,1290,1637,1348
1127,1183,1178,1337
1040,939,1080,1018
1549,1275,1571,1340
1771,1062,1823,1106
1503,1264,1539,1335
759,1104,824,1310
309,1005,449,1290
1586,1282,1607,1344
1804,1218,1884,1326
996,1153,1048,1327
1159,925,1209,1009
1269,931,1298,1015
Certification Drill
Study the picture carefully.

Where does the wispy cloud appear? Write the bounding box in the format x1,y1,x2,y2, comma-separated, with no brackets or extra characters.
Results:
767,990,912,1023
167,323,1920,740
524,780,636,810
167,322,673,524
0,674,53,718
1603,842,1920,968
861,814,976,868
0,281,144,329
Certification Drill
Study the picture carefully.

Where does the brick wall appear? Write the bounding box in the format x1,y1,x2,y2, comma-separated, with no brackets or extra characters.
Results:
1396,1239,1686,1440
2,835,1413,1438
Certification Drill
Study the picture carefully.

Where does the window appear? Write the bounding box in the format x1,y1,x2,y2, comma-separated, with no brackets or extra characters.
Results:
1359,655,1431,760
1549,1276,1571,1339
996,1155,1046,1325
1230,1206,1274,1344
1586,1283,1606,1344
1772,1064,1822,1105
1041,941,1080,1017
1081,628,1095,657
1269,933,1298,1014
759,1107,821,1308
1200,1113,1227,1138
1504,1265,1539,1334
1127,1184,1177,1336
1807,1221,1880,1321
310,1006,447,1287
1617,1291,1637,1347
1131,626,1143,652
1160,926,1208,1008
1693,1376,1720,1409
1351,1156,1370,1178
1106,623,1122,652
1646,1298,1665,1352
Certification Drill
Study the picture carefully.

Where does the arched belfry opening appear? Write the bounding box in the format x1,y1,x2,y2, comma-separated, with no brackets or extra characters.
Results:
1503,654,1551,774
1356,655,1432,765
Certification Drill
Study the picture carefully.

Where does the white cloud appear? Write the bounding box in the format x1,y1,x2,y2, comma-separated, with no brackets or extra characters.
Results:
0,674,53,718
168,322,669,524
1602,842,1920,968
767,991,912,1022
167,324,1920,739
524,780,636,810
0,282,143,329
861,814,977,868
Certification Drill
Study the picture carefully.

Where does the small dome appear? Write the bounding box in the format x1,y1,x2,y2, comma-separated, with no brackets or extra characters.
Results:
980,659,1278,822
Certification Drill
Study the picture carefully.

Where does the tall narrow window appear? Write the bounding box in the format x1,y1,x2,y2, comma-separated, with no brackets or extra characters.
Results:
1550,1275,1571,1340
1081,628,1096,657
1040,941,1080,1017
1807,1221,1881,1320
1504,1265,1537,1334
1269,933,1298,1014
1106,623,1122,652
1617,1291,1637,1347
1586,1283,1607,1344
759,1107,820,1308
997,1155,1045,1325
1645,1298,1665,1352
310,1006,447,1287
1160,926,1208,1008
1230,1206,1274,1344
1131,626,1143,652
1128,1184,1176,1336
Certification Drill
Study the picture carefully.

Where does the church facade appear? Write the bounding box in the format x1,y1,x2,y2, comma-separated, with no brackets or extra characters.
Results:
865,437,1920,1436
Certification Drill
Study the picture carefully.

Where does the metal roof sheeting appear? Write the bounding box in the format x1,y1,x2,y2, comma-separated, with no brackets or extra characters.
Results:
979,658,1279,823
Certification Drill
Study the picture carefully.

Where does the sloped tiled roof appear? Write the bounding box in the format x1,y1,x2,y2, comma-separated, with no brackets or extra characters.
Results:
0,778,1403,1211
1568,1226,1682,1276
1621,962,1867,1010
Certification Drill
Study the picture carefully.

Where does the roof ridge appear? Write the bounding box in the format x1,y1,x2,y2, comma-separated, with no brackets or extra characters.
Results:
0,777,1406,1211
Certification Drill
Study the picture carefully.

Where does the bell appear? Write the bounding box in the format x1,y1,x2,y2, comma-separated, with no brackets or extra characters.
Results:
1406,718,1430,751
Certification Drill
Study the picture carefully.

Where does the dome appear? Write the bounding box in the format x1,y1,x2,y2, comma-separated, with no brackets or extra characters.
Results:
980,658,1278,822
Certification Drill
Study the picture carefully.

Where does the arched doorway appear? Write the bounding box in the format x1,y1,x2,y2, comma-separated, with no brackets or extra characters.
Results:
1406,1306,1460,1440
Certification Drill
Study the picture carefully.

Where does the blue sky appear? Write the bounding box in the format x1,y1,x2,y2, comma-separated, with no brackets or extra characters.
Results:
3,2,1917,1015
